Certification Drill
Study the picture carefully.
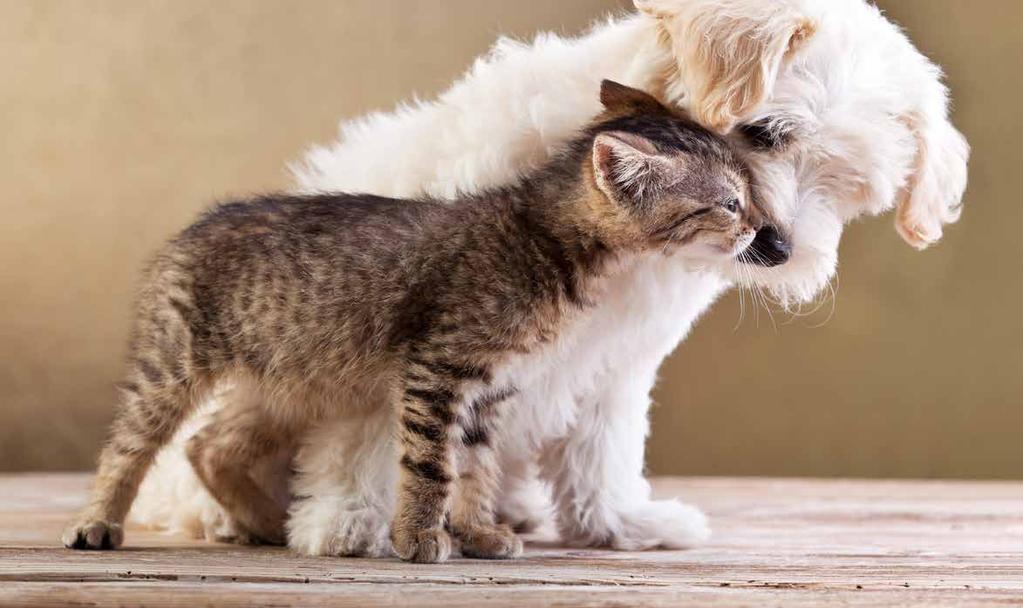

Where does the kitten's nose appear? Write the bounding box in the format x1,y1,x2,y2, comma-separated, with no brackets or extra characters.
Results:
747,225,792,267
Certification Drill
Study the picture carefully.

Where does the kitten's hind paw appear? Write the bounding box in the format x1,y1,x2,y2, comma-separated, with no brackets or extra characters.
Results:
202,511,285,546
457,523,523,559
62,519,124,550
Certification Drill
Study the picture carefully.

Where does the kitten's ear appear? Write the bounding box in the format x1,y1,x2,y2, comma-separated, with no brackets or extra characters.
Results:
592,131,672,201
599,80,670,116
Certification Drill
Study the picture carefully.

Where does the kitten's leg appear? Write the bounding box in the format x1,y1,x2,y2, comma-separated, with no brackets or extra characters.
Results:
130,399,232,541
63,365,198,549
449,391,522,559
391,378,462,564
185,398,292,546
540,371,710,551
131,382,292,544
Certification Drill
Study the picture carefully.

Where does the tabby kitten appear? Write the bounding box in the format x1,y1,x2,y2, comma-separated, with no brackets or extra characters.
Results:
63,81,762,563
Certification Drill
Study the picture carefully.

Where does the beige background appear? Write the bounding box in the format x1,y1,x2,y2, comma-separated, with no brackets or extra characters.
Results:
1,1,1018,477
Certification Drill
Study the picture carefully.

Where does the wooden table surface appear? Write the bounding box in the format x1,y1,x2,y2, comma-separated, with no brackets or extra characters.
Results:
1,474,1021,607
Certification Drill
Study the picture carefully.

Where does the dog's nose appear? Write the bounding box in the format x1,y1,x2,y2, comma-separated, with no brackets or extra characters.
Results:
747,225,792,267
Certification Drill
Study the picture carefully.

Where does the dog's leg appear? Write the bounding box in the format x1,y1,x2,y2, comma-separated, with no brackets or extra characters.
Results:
494,449,550,534
287,403,397,558
541,366,710,551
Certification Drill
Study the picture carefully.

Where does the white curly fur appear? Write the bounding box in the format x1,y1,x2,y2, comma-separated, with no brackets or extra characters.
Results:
131,0,967,555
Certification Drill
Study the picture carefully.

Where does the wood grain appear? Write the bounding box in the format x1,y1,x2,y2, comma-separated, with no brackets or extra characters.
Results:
1,474,1021,606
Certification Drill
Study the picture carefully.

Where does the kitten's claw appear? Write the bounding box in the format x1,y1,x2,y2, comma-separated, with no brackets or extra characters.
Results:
62,519,124,550
458,523,523,559
392,528,452,563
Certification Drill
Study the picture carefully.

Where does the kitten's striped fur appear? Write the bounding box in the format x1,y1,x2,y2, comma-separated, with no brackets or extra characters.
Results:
64,81,761,562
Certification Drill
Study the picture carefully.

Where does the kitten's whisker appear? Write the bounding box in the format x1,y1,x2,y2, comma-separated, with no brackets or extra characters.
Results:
732,253,748,331
734,247,780,333
741,248,766,328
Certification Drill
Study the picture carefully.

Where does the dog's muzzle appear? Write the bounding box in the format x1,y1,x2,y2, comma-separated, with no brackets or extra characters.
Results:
747,225,792,267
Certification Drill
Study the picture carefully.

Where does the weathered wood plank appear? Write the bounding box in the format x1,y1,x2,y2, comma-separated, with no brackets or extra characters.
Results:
0,474,1021,606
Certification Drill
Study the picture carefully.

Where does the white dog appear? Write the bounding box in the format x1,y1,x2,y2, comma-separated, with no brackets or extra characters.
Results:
132,0,968,556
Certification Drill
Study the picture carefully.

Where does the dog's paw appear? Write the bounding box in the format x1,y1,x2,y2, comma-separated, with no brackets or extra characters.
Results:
392,528,452,563
288,501,392,558
497,483,550,534
324,508,392,557
562,499,710,551
619,499,710,550
62,519,124,550
457,523,523,559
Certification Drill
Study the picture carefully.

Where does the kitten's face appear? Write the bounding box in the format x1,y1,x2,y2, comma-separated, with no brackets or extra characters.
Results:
591,128,759,263
588,81,772,264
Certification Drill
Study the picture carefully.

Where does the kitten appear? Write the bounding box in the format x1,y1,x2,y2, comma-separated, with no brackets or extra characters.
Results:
63,80,763,563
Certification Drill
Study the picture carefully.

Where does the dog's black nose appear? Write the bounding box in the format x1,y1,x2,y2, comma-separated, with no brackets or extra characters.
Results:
747,225,792,267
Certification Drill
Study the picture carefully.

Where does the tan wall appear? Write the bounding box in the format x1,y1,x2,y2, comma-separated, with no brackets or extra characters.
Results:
1,1,1018,477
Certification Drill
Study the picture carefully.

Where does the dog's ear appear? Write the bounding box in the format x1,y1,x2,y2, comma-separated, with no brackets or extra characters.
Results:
599,80,669,116
592,131,672,202
893,112,970,249
635,0,816,132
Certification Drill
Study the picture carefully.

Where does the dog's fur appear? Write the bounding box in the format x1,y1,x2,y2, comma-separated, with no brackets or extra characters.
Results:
131,0,968,555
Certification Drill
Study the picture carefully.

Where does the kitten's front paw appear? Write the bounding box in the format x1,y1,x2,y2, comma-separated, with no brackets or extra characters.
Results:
62,519,124,550
563,499,710,551
457,523,523,559
392,528,452,563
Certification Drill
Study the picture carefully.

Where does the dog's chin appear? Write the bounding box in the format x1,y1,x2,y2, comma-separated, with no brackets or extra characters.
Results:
720,233,841,308
680,236,837,307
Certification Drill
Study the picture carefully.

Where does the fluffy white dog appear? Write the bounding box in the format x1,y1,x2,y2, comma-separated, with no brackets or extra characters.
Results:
132,0,968,556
